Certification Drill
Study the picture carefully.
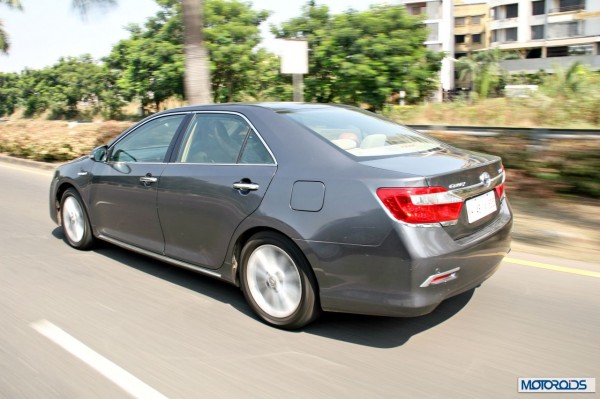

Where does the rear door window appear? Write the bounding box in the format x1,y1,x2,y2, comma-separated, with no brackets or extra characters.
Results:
177,113,274,164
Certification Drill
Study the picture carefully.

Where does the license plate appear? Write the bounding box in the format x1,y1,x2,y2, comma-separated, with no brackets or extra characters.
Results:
466,191,497,223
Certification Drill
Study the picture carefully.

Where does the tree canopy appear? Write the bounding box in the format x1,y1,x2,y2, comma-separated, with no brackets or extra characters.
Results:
105,0,271,108
0,72,19,116
273,2,443,110
0,0,22,53
1,0,446,119
18,55,113,118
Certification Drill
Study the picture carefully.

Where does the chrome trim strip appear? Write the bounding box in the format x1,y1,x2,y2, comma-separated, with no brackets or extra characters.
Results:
420,267,461,288
98,234,222,278
168,162,276,167
450,172,504,199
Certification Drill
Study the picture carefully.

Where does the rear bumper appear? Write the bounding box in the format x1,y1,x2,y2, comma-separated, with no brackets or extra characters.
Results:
300,199,513,317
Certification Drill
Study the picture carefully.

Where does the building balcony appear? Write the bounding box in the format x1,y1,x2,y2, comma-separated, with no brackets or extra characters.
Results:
549,4,585,13
488,0,518,7
501,54,600,74
454,26,485,35
490,19,519,30
547,21,583,39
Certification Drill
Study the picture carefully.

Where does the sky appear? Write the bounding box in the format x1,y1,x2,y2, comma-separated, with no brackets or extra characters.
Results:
0,0,385,73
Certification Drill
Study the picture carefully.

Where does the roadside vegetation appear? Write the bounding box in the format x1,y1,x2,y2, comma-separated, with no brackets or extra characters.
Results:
386,62,600,129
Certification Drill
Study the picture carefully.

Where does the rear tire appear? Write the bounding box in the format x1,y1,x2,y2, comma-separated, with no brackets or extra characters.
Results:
240,232,320,329
60,188,94,250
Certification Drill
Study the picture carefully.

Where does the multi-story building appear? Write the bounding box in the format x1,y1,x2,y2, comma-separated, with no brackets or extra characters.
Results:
488,0,600,72
397,0,455,99
398,1,599,98
454,0,491,58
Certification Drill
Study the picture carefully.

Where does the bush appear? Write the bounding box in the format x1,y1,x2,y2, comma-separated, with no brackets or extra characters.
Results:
0,120,134,162
428,132,600,199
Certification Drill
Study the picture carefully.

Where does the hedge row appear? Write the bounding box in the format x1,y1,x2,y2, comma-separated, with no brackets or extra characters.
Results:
429,132,600,198
1,119,598,198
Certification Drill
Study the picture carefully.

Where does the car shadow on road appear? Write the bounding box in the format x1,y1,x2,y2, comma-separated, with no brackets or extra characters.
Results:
51,227,255,319
52,227,476,349
303,289,475,348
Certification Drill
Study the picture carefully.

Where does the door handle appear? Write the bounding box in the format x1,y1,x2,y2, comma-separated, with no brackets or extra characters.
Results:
233,182,259,191
140,176,158,184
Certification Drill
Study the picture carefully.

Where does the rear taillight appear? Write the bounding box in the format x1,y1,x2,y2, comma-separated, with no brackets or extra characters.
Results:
376,187,464,224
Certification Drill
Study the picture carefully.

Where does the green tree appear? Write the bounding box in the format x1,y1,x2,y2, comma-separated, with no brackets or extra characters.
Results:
272,2,334,103
0,72,19,116
204,0,269,102
19,55,110,119
106,0,270,108
0,0,22,53
73,0,211,104
241,49,292,101
456,49,515,98
540,62,594,98
105,7,185,112
273,2,442,109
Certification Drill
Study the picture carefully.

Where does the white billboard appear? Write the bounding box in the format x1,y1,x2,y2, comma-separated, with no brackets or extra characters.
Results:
280,39,308,75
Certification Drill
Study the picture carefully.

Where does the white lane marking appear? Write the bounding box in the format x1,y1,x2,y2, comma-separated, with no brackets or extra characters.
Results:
30,319,168,399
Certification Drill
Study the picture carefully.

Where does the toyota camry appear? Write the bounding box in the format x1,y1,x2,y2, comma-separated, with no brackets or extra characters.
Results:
50,103,513,329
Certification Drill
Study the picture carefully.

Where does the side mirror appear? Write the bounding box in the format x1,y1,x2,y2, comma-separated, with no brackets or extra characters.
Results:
90,146,108,162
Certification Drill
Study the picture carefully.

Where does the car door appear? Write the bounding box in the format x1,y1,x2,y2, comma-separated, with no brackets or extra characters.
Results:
89,113,188,252
157,112,276,269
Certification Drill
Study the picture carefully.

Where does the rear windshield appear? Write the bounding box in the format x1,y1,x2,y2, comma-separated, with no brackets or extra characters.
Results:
279,107,440,157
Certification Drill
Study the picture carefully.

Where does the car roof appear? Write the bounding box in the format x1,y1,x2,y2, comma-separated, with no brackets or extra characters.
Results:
154,102,350,115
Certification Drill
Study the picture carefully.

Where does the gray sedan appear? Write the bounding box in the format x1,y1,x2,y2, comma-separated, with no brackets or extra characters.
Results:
49,103,512,329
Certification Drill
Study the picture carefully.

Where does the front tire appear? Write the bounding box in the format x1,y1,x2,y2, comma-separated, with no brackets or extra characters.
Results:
240,232,320,329
60,188,94,250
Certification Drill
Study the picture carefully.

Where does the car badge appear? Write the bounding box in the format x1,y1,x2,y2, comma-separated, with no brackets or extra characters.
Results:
480,172,491,187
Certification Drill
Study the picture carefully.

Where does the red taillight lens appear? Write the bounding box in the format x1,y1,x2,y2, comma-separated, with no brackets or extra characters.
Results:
494,183,505,200
376,187,464,224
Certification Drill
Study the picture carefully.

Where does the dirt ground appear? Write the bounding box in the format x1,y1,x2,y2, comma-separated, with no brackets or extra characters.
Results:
504,168,600,264
509,196,600,264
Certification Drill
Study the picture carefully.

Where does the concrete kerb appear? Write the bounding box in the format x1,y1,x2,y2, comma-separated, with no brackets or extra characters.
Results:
0,153,63,171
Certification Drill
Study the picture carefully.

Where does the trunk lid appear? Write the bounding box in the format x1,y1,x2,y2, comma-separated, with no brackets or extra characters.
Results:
362,146,505,240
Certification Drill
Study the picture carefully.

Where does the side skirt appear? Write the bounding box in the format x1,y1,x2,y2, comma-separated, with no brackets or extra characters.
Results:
98,234,224,280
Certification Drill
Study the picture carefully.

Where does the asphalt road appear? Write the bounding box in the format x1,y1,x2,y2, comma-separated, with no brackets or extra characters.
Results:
0,162,598,399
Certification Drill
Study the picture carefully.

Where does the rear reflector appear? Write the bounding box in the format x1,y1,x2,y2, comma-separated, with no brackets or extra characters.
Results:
376,187,464,224
420,267,460,288
494,183,505,200
495,165,506,200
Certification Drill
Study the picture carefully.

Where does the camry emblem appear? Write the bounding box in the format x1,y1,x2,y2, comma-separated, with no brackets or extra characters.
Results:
480,172,491,187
